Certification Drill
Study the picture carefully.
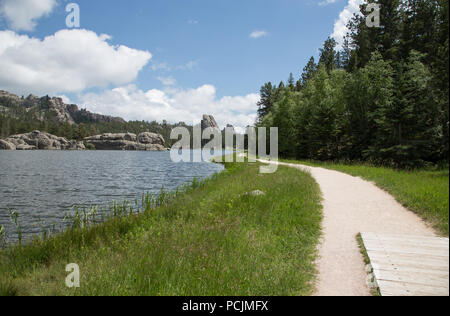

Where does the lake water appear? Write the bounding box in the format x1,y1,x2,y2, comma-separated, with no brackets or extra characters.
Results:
0,150,225,243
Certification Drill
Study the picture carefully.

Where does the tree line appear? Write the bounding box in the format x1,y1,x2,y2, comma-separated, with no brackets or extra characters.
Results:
257,0,448,168
0,107,186,148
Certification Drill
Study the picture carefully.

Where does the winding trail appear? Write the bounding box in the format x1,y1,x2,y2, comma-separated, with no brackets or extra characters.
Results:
259,160,437,296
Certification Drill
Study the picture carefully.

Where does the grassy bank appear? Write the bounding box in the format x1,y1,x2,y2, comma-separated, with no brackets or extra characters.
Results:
283,159,449,236
0,159,322,296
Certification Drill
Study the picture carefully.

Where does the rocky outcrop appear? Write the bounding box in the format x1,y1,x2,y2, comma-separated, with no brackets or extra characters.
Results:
0,90,22,104
201,115,220,131
137,132,165,146
0,90,125,125
0,139,16,150
66,104,125,124
84,132,166,151
2,131,85,151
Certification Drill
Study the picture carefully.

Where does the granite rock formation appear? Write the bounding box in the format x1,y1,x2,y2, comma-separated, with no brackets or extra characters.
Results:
0,90,125,125
84,132,166,151
1,131,85,150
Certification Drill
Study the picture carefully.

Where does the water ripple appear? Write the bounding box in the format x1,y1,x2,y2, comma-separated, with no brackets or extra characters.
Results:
0,150,225,242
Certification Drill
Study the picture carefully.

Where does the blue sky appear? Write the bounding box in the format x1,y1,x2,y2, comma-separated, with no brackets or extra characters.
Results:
0,0,363,127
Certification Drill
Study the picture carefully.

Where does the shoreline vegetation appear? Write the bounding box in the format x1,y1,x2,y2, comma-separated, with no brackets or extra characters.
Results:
0,156,323,296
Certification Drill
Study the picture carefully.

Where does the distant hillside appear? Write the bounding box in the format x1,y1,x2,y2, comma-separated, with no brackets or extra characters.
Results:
0,90,125,125
0,90,190,147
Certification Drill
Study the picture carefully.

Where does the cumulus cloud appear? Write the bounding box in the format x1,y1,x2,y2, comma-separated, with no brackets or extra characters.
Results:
0,29,152,95
80,84,259,129
0,0,57,31
331,0,364,47
249,30,268,39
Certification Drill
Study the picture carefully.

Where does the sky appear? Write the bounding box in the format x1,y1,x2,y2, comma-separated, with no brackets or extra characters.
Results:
0,0,364,128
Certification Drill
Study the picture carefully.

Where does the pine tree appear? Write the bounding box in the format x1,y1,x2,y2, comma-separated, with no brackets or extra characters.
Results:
287,73,295,91
300,56,317,88
319,37,338,73
272,89,296,157
257,82,275,122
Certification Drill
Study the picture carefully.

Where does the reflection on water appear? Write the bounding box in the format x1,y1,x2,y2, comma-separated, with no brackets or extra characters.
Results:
0,150,225,243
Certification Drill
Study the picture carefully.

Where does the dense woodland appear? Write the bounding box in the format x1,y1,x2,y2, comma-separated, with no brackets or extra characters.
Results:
257,0,449,168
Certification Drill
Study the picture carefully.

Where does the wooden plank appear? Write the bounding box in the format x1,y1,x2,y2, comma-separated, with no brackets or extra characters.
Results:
367,250,449,267
370,261,450,275
361,232,450,296
364,244,449,257
361,232,449,243
361,235,449,248
364,238,449,249
373,269,449,288
378,280,449,297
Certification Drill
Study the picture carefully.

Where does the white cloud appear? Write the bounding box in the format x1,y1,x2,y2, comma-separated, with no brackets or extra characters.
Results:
331,0,364,47
249,30,268,39
151,60,198,72
177,60,198,71
0,0,57,31
151,62,171,71
57,94,71,104
319,0,338,6
157,76,177,86
0,29,152,95
80,84,259,129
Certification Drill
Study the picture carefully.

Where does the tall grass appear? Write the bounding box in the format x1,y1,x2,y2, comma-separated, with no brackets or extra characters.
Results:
0,160,322,296
284,159,449,236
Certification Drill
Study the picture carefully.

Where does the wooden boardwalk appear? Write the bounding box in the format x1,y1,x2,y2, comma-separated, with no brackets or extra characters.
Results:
361,232,449,296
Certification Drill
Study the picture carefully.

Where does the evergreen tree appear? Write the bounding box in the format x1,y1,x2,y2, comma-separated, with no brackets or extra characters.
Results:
272,89,296,157
287,73,295,91
319,37,338,73
300,56,318,87
257,82,275,122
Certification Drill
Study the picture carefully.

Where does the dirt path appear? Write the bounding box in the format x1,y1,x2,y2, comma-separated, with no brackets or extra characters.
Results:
259,160,437,296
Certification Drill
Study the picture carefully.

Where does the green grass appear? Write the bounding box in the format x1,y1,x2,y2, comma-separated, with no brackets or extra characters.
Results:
282,159,449,236
0,159,322,296
356,233,380,296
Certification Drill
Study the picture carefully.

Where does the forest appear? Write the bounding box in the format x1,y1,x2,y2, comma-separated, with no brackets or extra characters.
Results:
257,0,449,168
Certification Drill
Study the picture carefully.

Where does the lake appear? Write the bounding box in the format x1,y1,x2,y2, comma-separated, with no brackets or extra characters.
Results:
0,150,225,243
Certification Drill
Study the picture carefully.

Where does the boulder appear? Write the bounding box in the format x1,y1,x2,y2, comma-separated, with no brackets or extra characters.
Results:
5,131,84,151
137,132,165,146
84,132,166,151
66,140,86,151
16,144,36,150
0,139,16,150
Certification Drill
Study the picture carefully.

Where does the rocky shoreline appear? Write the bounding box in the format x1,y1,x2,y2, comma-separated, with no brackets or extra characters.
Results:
0,113,225,152
84,132,167,151
0,130,168,151
0,131,85,150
